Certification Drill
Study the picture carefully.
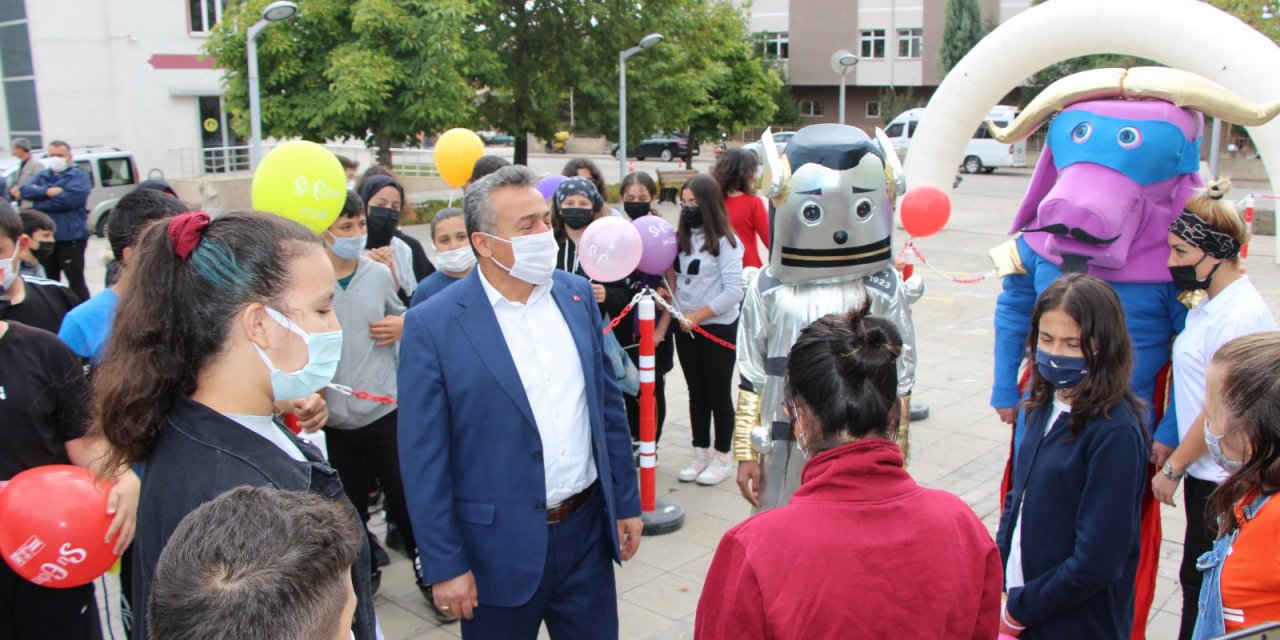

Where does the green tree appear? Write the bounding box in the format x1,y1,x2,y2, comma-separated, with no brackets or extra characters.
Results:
770,71,802,128
877,87,919,125
937,0,985,74
567,0,781,163
205,0,475,166
1207,0,1280,41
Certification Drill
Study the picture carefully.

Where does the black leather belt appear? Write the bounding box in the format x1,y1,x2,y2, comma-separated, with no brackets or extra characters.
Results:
547,484,595,524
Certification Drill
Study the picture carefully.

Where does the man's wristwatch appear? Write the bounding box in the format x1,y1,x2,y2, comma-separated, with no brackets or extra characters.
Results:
1162,460,1186,482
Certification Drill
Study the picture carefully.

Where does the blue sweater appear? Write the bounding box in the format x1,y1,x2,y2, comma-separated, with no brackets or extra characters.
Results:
997,400,1148,639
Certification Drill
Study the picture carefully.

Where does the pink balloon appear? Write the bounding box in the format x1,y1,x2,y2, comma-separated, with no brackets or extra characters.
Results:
634,216,677,275
578,217,643,282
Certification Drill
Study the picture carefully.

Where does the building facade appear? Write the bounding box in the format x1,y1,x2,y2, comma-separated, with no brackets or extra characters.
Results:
747,0,1031,134
0,0,241,180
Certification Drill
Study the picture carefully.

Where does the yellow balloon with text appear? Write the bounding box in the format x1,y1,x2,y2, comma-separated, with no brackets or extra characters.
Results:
435,128,485,188
251,141,348,235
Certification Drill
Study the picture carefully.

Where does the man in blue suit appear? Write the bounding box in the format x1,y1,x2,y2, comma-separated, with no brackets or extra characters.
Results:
399,165,643,638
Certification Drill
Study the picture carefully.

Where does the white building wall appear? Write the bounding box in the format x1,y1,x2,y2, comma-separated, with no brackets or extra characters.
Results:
20,0,223,178
855,0,925,87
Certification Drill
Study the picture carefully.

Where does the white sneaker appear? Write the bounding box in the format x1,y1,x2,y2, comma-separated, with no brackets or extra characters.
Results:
678,447,711,482
696,452,733,486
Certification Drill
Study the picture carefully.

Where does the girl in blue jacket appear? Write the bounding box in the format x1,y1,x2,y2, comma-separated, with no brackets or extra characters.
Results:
997,274,1149,639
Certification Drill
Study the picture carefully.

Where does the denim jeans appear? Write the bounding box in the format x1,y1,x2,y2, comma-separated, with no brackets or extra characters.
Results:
1192,493,1272,640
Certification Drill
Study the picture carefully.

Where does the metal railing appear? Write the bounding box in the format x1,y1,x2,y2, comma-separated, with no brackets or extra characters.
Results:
171,143,440,179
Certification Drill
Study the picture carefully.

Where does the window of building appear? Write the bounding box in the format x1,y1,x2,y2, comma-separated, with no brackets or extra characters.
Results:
0,0,26,22
759,32,789,60
800,100,825,117
189,0,226,34
860,29,886,59
897,28,923,59
866,101,882,118
200,96,249,173
3,79,39,135
0,24,33,77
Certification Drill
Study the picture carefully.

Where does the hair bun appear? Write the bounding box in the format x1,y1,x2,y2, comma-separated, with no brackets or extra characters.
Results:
1205,177,1232,200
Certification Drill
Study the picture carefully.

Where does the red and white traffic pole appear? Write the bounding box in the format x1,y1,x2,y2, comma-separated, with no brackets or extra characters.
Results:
637,296,658,512
1241,195,1255,272
637,291,684,535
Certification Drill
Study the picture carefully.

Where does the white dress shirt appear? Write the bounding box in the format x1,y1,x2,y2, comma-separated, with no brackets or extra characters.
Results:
1172,276,1276,482
478,269,597,506
224,413,308,462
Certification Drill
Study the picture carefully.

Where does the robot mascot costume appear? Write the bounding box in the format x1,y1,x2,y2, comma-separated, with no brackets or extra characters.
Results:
985,67,1280,638
732,123,920,512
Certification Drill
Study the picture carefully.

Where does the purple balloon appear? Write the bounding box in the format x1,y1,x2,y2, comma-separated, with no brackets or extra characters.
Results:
634,215,678,276
536,174,567,201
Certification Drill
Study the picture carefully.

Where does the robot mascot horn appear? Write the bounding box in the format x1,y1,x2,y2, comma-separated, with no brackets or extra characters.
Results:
987,67,1280,638
732,123,920,512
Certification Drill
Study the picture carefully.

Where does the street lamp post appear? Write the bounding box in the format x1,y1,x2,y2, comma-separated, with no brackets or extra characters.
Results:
619,33,664,182
248,0,299,170
831,50,859,125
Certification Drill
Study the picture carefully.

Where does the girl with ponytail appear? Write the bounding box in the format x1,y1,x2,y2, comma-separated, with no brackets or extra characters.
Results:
93,210,376,640
696,300,1001,639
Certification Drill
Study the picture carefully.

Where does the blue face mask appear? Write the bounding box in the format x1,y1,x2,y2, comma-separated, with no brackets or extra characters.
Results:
253,307,343,402
327,233,367,261
1035,348,1089,389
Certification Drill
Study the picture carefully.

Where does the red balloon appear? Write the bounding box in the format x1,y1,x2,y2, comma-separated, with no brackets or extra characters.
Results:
900,185,951,238
0,465,119,588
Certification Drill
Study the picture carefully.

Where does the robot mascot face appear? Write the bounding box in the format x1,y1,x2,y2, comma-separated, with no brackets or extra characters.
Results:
761,123,901,285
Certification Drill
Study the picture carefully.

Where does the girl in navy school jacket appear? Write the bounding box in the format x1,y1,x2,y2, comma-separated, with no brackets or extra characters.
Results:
996,274,1150,640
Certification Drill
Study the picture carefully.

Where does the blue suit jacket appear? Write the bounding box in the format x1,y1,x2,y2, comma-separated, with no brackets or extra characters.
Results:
397,268,641,607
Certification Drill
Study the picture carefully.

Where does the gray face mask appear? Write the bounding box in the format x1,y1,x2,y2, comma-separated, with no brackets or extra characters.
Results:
1204,420,1244,472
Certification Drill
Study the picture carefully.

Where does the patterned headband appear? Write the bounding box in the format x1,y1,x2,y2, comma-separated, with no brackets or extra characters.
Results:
554,176,603,210
1170,210,1241,260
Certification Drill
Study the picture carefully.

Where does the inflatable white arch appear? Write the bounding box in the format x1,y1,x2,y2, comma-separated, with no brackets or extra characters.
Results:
905,0,1280,211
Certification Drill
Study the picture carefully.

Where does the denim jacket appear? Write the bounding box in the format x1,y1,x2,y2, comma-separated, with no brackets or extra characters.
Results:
1192,493,1273,640
131,395,376,640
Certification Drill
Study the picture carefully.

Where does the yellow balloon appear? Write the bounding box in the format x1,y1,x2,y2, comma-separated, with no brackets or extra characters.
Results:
251,141,348,235
434,128,485,188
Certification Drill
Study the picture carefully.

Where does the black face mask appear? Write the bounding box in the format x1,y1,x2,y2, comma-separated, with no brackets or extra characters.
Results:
681,205,703,228
623,201,652,220
1169,256,1222,291
30,242,54,261
560,207,594,230
365,206,400,249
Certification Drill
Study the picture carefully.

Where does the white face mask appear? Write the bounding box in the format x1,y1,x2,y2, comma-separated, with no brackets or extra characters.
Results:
483,230,557,286
436,246,477,274
327,233,367,261
0,251,18,290
44,157,68,173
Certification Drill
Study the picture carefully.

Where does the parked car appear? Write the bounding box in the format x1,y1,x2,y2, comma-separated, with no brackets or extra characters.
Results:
478,131,515,146
611,132,700,162
885,105,1028,174
741,131,795,163
2,145,141,236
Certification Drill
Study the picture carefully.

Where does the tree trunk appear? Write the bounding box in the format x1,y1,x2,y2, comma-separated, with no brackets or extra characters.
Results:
374,129,393,168
514,134,528,166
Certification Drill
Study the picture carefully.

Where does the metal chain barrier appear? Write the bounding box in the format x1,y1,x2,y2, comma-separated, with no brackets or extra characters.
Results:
902,240,998,285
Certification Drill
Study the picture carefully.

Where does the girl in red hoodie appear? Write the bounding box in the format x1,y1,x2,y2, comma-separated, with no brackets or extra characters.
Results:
695,301,1001,639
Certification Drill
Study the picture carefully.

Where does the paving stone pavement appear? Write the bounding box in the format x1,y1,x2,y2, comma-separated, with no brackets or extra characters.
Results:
88,171,1280,639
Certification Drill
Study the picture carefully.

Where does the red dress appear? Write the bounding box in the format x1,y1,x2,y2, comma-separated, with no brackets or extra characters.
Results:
725,193,770,268
695,439,1002,640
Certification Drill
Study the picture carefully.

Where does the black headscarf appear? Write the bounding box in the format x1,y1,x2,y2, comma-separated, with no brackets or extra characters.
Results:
357,175,405,208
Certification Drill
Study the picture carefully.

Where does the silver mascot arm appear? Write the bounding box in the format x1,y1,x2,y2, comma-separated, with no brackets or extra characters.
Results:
734,268,770,460
870,268,917,396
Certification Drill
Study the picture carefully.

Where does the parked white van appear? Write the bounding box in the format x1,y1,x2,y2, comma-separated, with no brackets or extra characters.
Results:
885,105,1028,174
